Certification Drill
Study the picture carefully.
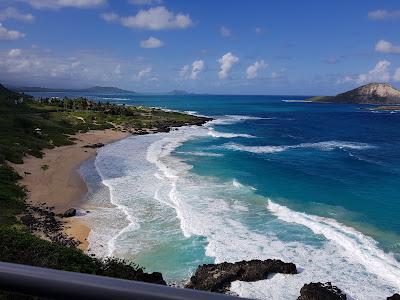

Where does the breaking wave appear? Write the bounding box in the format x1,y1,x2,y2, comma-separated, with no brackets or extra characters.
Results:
222,141,375,154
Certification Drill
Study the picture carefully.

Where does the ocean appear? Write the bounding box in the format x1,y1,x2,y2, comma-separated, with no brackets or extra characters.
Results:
32,93,400,299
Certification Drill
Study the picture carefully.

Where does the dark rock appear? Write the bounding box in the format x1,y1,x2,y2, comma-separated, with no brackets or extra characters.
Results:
20,214,36,228
62,208,76,218
83,143,104,148
135,271,166,286
298,282,346,300
186,259,297,293
21,204,80,248
388,293,400,300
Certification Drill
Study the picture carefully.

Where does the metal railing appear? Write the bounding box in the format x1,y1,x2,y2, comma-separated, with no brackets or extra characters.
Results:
0,262,250,300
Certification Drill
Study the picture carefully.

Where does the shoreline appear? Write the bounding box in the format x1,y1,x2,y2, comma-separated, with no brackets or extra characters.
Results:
11,129,130,251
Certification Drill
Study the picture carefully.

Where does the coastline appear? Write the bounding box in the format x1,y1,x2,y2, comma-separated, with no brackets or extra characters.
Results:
11,129,129,251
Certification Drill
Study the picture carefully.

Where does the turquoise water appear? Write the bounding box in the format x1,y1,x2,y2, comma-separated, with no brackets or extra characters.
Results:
33,93,400,299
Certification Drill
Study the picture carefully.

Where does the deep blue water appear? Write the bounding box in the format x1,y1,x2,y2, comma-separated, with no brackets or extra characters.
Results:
32,92,400,299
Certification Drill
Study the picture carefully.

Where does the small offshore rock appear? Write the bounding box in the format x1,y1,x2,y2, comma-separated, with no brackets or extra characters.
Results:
298,282,346,300
62,208,76,218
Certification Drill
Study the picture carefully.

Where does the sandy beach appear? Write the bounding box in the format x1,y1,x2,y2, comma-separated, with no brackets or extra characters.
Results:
11,129,129,251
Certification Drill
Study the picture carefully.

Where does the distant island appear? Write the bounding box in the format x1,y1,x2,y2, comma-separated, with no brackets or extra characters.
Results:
168,89,192,95
12,85,135,94
307,83,400,105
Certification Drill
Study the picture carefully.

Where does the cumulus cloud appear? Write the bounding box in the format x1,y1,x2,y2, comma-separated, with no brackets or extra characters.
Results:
0,7,34,22
8,49,22,57
129,0,162,5
218,52,239,79
0,47,145,87
337,61,395,84
368,9,400,20
179,60,204,79
394,68,400,82
220,26,231,37
17,0,106,9
179,64,190,78
100,12,119,22
375,39,400,55
246,60,267,79
120,6,192,30
140,36,164,48
0,23,25,40
356,60,391,84
133,67,152,81
190,60,204,79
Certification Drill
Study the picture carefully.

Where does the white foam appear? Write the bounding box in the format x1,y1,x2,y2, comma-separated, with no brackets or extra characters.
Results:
99,97,131,101
267,200,400,289
282,100,313,103
176,151,223,157
223,141,375,154
209,115,274,125
207,127,255,138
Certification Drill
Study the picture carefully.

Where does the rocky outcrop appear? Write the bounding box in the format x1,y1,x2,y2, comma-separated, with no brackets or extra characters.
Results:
61,208,76,218
311,83,400,104
186,259,297,293
298,282,346,300
83,143,104,148
20,204,79,248
388,293,400,300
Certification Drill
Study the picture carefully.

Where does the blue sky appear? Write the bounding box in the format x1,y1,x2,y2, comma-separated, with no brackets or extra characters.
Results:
0,0,400,94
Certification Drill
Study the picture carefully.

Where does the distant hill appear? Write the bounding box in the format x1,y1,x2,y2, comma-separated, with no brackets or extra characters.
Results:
0,83,31,104
168,89,191,95
308,83,400,104
13,86,135,94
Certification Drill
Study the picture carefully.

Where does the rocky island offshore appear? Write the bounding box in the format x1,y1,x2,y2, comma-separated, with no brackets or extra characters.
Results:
307,83,400,105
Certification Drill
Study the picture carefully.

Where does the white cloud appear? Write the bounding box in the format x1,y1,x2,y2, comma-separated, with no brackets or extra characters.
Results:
134,67,152,81
394,68,400,82
18,0,106,9
0,7,34,22
129,0,162,5
190,59,204,79
220,26,231,37
120,6,193,30
140,36,164,48
368,9,400,20
179,64,190,78
0,23,25,40
179,60,204,80
218,52,239,79
100,12,119,22
357,60,391,84
375,39,400,55
8,49,22,57
246,60,267,79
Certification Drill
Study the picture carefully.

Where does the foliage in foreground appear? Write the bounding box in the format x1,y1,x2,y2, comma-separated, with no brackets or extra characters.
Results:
0,227,165,284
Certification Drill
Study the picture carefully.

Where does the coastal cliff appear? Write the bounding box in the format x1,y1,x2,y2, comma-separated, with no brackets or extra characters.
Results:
308,83,400,105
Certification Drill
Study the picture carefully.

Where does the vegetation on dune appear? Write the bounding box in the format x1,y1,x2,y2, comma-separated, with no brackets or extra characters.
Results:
0,84,209,292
